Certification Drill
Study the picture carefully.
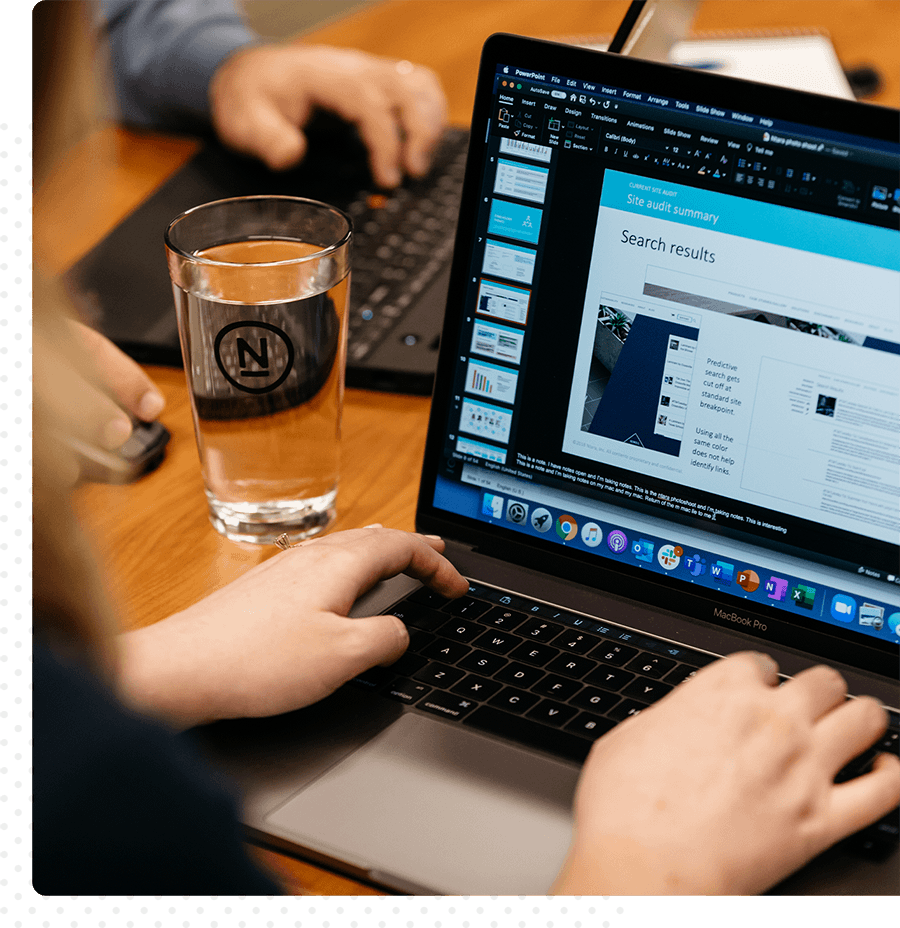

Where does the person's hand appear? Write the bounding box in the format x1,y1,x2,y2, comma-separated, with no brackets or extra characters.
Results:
69,320,165,449
208,43,448,187
116,527,468,729
33,312,166,485
552,651,900,895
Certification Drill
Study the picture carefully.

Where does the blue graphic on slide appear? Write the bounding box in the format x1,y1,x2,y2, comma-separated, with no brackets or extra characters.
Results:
488,199,543,244
588,316,698,456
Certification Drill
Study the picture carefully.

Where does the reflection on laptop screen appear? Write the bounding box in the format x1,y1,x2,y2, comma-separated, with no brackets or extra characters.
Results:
431,48,900,656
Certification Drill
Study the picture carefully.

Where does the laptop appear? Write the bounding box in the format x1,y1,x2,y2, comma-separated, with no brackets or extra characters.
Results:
194,34,900,895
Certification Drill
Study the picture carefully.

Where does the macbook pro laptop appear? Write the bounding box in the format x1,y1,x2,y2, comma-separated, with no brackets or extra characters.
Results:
195,34,900,895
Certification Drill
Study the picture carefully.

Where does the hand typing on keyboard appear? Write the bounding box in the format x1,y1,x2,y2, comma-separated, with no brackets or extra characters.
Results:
115,527,468,729
209,44,448,188
551,652,900,895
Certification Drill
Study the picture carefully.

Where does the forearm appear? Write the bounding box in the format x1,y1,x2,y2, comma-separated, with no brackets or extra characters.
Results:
99,0,257,129
115,613,227,731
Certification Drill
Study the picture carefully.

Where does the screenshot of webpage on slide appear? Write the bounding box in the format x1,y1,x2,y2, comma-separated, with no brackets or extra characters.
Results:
561,168,899,551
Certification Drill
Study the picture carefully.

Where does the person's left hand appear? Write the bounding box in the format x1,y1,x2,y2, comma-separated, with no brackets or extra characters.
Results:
116,527,468,729
208,43,448,187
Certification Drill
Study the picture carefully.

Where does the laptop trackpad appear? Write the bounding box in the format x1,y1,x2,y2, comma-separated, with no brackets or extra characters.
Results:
264,712,578,894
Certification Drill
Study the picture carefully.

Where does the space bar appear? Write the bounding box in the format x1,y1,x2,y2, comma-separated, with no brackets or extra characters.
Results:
463,706,594,763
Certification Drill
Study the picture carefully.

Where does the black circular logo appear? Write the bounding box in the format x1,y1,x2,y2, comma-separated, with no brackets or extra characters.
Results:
213,321,295,394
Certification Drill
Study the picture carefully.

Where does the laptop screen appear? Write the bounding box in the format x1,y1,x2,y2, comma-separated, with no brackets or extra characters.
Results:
420,35,900,670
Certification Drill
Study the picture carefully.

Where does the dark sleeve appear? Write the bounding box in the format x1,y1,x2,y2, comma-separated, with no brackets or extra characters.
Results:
98,0,257,130
32,643,280,895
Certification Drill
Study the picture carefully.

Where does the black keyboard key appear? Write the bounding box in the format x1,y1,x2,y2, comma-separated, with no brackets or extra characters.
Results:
546,653,599,679
625,654,677,679
622,676,673,703
474,629,519,654
407,587,453,609
608,698,650,721
406,628,436,653
418,691,478,720
517,618,564,643
387,602,446,631
420,637,471,664
571,687,621,714
465,706,592,762
664,663,700,686
443,597,491,619
509,641,560,666
457,649,508,676
384,679,431,704
437,618,484,642
451,675,503,701
565,712,617,740
387,651,427,677
533,674,583,701
478,606,527,631
556,631,600,654
590,642,639,666
412,661,465,688
488,687,540,714
584,665,635,691
347,665,393,690
495,661,545,689
526,699,579,728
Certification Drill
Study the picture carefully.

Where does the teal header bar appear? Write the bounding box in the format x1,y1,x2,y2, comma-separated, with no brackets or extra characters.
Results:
600,169,899,272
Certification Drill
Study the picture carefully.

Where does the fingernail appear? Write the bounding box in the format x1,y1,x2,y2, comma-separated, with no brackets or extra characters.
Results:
410,152,431,177
381,167,402,188
102,415,132,450
363,522,383,529
752,652,778,674
137,389,165,421
423,534,442,541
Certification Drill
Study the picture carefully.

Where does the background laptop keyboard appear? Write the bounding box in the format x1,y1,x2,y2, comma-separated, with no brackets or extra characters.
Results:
349,580,900,861
344,128,468,365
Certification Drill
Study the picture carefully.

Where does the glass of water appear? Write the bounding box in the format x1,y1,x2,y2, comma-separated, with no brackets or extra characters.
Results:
165,196,351,545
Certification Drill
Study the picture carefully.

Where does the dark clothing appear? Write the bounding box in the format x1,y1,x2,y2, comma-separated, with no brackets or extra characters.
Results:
32,642,279,895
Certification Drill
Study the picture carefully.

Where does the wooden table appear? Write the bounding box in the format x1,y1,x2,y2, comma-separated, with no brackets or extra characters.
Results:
36,0,900,895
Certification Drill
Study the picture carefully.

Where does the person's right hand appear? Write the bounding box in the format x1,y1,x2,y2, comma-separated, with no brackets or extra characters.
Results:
208,43,448,188
552,651,900,895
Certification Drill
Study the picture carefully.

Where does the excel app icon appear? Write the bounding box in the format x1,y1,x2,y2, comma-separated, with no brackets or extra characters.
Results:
791,584,816,610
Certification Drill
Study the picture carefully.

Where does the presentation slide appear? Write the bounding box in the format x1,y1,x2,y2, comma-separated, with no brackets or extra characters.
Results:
459,397,513,444
477,278,531,326
487,198,543,245
482,239,536,284
493,158,550,203
456,436,507,464
560,169,900,545
465,358,519,404
499,137,552,163
470,318,525,365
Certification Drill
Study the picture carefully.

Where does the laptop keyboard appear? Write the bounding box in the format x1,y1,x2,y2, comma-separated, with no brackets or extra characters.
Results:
349,579,900,861
344,128,469,364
